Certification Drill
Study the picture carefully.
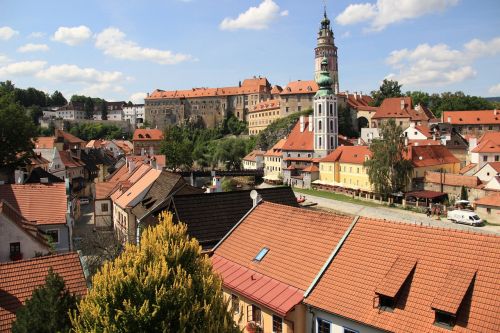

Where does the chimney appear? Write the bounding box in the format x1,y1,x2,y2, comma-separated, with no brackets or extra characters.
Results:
404,136,409,146
357,138,362,145
150,157,157,169
308,115,313,132
300,116,305,132
447,116,451,122
14,170,25,184
494,109,498,115
400,99,405,110
128,160,135,174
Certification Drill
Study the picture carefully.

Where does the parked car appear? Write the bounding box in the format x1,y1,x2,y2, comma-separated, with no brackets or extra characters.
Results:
79,197,90,205
447,210,483,226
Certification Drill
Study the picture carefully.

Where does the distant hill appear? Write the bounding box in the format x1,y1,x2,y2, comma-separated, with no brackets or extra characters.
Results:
484,97,500,102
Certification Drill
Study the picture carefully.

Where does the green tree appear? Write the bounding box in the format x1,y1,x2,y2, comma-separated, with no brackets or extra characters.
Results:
49,90,67,106
405,91,430,108
12,268,79,333
161,126,193,169
213,138,248,170
71,212,240,333
338,104,358,137
27,105,43,125
100,101,108,120
364,119,413,199
84,97,94,120
0,92,37,167
460,186,468,201
370,79,403,106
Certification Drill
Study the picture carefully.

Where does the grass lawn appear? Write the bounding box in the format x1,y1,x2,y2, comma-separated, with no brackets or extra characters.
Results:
293,188,383,208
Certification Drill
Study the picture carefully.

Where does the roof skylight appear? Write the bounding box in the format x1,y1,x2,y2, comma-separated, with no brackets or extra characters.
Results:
254,247,269,262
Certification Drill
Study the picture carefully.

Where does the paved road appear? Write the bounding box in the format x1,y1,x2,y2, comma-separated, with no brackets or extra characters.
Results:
295,190,500,235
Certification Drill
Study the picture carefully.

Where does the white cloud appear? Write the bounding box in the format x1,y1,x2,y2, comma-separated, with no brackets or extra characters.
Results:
0,54,11,64
220,0,287,31
129,92,147,104
0,60,47,78
53,25,92,46
80,83,125,97
17,43,50,53
336,0,458,32
340,31,351,39
28,32,45,39
0,26,19,40
385,36,500,87
336,3,377,25
488,83,500,96
36,64,124,84
95,27,192,65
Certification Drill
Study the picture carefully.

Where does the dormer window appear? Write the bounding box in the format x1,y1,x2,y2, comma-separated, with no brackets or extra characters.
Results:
138,134,144,138
254,247,269,262
375,257,416,311
435,311,456,328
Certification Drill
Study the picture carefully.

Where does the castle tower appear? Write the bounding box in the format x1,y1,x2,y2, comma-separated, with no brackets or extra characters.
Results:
314,8,339,94
313,57,338,158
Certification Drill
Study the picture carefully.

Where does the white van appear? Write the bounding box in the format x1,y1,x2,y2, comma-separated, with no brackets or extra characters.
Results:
447,210,483,226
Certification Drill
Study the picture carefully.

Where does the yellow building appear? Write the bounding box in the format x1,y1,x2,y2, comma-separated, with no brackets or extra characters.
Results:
247,99,281,135
409,144,461,179
263,138,286,183
318,146,373,192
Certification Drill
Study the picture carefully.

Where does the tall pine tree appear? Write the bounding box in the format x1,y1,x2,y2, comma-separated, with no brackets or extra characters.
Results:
71,212,240,332
12,269,79,333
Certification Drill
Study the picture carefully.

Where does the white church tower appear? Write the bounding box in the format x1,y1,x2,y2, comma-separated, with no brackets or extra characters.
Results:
313,57,338,158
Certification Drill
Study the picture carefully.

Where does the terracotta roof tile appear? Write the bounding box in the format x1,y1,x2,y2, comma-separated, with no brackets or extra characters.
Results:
305,217,500,333
0,252,87,332
425,171,481,188
280,80,318,95
59,151,85,168
372,97,435,121
0,183,67,225
443,110,500,125
264,139,286,157
55,129,85,144
320,146,372,164
459,163,477,175
114,169,161,209
409,145,459,167
375,257,417,298
243,150,266,162
475,192,500,207
282,119,314,151
431,266,476,315
302,165,319,172
214,202,352,291
95,182,120,200
472,138,500,153
34,137,55,149
250,99,280,113
133,128,163,141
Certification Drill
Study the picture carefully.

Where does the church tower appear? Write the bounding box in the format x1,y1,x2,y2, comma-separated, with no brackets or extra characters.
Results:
313,57,338,158
314,8,339,94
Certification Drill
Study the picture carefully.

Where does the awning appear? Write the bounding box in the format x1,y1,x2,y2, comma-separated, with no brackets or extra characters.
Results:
212,254,304,317
405,190,447,199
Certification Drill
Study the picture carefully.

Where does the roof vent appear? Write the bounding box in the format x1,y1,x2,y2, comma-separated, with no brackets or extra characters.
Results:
254,247,269,262
40,177,49,183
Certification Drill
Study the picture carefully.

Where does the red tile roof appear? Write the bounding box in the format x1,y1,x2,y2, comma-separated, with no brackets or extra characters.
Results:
0,252,87,333
282,118,314,151
114,169,161,209
475,192,500,207
95,181,120,200
59,150,85,168
147,78,270,99
425,171,482,188
55,129,85,144
212,254,304,317
214,202,353,292
372,97,435,121
133,128,163,141
34,137,55,149
264,138,286,157
243,150,266,162
280,80,318,95
459,163,477,175
409,145,459,167
321,146,372,164
0,183,67,225
471,132,500,153
302,165,319,172
305,217,500,333
443,110,500,125
0,200,49,248
250,99,280,113
407,139,441,146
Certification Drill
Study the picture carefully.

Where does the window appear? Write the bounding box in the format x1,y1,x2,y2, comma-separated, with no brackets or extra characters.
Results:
344,328,358,333
286,107,289,113
254,247,269,261
379,294,395,310
318,104,322,115
101,203,109,212
487,208,492,214
317,318,331,333
318,120,322,131
44,229,59,244
330,104,333,116
231,294,239,313
496,155,499,162
10,242,21,256
483,156,488,162
272,315,283,333
319,137,322,148
252,305,262,323
435,311,456,328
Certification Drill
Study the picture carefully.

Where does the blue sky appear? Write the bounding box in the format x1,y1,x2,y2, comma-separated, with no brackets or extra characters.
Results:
0,0,499,103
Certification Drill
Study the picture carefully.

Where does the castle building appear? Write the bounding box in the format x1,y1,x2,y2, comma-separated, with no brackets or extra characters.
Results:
314,9,339,94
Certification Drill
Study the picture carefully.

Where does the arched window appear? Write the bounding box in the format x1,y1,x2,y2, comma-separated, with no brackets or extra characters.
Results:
330,120,334,131
330,104,333,116
318,121,322,131
318,104,322,115
331,136,334,148
319,137,322,148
